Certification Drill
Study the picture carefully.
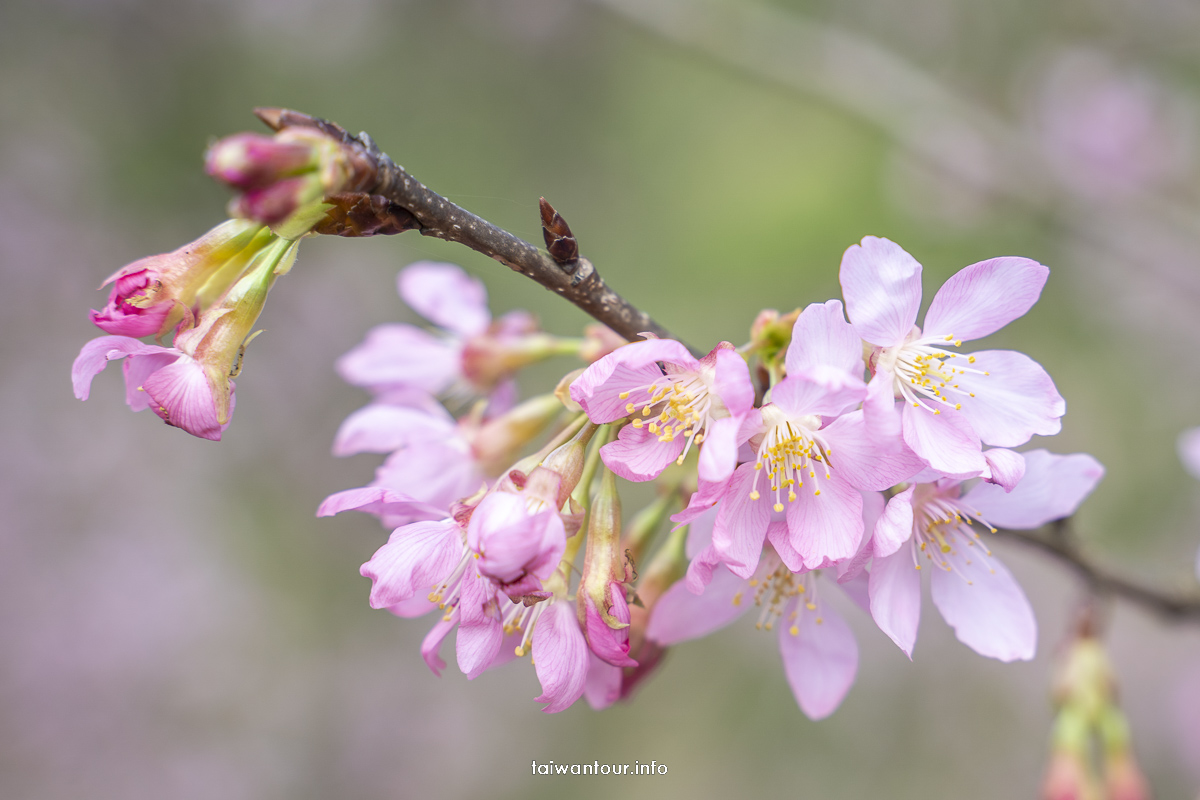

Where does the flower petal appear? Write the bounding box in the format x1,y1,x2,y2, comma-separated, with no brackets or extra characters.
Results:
873,486,915,558
123,352,181,411
954,350,1065,447
532,601,589,713
923,257,1049,342
982,448,1026,492
585,585,638,668
711,463,772,578
316,486,445,522
785,475,864,569
332,403,457,456
72,336,174,400
772,370,866,419
712,346,755,417
839,236,923,347
600,423,685,482
569,338,696,423
962,450,1104,529
456,572,504,679
786,299,864,378
141,357,226,440
778,594,859,720
697,416,741,484
902,404,987,475
397,261,491,337
583,653,622,711
360,519,463,608
868,546,922,658
821,410,925,491
929,548,1036,661
1179,427,1200,480
646,563,750,645
336,323,460,395
421,615,455,677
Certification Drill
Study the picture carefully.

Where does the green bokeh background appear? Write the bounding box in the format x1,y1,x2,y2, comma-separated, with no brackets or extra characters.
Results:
3,0,1200,797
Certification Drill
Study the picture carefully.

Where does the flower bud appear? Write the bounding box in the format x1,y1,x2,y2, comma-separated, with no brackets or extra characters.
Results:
746,307,801,365
578,468,637,667
89,220,270,338
472,394,564,476
1041,749,1100,800
580,324,627,363
1103,750,1150,800
540,421,598,507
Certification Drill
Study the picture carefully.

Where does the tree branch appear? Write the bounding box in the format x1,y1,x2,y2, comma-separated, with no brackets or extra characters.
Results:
994,519,1200,622
254,107,693,352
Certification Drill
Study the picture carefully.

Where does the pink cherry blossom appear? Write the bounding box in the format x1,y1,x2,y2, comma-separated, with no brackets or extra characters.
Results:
648,517,862,720
337,262,547,412
569,338,754,484
467,472,567,601
867,450,1104,661
840,236,1065,476
72,335,234,441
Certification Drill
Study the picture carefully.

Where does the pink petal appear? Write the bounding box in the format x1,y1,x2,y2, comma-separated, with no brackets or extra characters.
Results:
784,475,864,569
982,448,1027,492
954,350,1065,447
72,336,174,400
360,519,463,608
785,299,864,378
1179,427,1200,480
583,653,622,711
421,615,455,677
141,357,225,440
777,593,859,720
923,257,1049,342
873,487,915,558
469,493,565,587
697,415,740,484
710,463,772,578
332,403,456,456
962,450,1104,529
767,519,805,572
646,563,750,645
456,572,503,679
771,370,866,419
868,546,922,658
929,549,1036,662
821,410,925,491
600,423,685,482
373,441,484,518
569,338,697,423
902,404,987,475
836,492,885,583
862,370,902,438
532,601,589,713
839,236,923,347
123,351,181,411
336,323,461,395
584,587,637,668
316,486,444,521
386,595,438,618
397,261,491,337
712,346,755,417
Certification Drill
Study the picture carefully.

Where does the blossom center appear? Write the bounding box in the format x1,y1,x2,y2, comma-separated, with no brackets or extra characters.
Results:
733,563,824,636
749,407,832,512
880,329,988,415
909,490,998,582
618,372,715,465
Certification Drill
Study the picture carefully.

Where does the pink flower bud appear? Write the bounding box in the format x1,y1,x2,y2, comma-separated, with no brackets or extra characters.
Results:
1041,750,1100,800
205,132,318,190
1104,751,1150,800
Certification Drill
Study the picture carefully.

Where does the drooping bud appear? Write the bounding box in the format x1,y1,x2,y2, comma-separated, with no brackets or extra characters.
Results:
169,235,299,427
89,219,271,339
578,467,636,667
540,420,598,507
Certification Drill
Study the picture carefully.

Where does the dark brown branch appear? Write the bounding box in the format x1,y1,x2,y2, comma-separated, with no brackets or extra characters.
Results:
994,519,1200,622
255,107,690,350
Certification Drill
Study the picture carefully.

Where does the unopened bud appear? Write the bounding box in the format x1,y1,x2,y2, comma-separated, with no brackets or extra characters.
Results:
1103,750,1150,800
555,369,585,411
205,133,318,190
473,394,564,475
580,324,626,363
540,421,598,507
1042,749,1100,800
747,307,801,365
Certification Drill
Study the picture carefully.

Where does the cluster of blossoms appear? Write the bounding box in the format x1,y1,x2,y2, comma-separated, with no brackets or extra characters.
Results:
318,238,1104,717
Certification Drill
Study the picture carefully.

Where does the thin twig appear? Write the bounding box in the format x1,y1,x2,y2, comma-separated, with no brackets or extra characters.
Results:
994,520,1200,621
255,108,693,352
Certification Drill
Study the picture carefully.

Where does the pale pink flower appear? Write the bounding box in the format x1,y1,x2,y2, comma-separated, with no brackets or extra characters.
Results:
841,236,1065,476
72,336,234,441
569,338,754,484
337,262,549,412
868,450,1104,661
648,515,866,720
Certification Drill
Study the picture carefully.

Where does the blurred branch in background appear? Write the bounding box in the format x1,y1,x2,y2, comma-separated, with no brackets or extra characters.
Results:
999,519,1200,621
589,0,1200,313
253,108,694,352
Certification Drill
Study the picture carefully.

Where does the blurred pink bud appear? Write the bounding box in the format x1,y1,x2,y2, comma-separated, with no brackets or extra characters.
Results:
1042,750,1100,800
205,132,318,190
579,324,627,363
1104,751,1151,800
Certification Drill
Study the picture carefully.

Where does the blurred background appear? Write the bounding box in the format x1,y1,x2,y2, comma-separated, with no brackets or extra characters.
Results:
3,0,1200,796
